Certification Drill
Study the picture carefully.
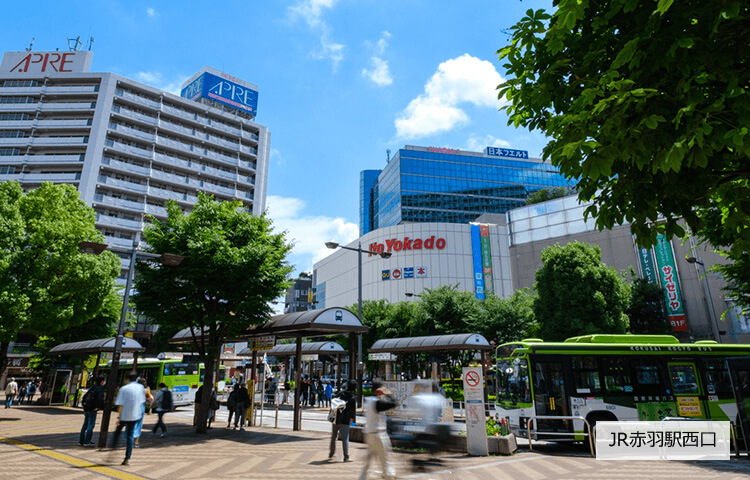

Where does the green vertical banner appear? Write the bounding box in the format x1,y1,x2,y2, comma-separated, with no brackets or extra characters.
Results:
637,245,658,284
479,224,494,296
653,234,687,332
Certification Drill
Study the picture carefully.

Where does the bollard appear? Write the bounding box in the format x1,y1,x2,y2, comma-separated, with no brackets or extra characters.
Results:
275,405,279,428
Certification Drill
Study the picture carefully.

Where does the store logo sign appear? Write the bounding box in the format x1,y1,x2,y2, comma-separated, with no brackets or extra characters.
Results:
381,270,390,280
368,236,446,256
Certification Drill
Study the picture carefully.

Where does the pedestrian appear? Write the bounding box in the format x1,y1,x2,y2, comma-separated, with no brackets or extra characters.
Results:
317,381,325,407
309,380,317,407
359,381,397,480
151,383,172,437
79,375,106,446
4,377,18,408
18,382,27,405
300,378,308,406
329,379,357,462
324,381,333,408
111,372,146,466
128,378,148,448
233,382,251,431
26,380,37,405
226,385,237,428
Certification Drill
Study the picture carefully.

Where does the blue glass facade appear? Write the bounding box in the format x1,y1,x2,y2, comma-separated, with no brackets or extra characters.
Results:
361,146,575,232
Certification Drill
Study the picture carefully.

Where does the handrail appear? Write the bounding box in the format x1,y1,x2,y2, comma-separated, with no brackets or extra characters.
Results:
662,417,741,459
526,415,594,457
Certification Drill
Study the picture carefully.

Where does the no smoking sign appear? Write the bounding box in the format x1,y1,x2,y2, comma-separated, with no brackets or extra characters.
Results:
465,371,481,387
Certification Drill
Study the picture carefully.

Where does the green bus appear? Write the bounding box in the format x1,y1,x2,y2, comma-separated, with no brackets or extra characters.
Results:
98,356,225,406
494,334,750,441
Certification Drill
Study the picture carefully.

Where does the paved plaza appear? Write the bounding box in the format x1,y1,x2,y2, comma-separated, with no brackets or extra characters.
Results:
2,400,750,480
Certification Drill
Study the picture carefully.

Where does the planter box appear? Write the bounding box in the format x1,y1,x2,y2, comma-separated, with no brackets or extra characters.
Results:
488,433,517,455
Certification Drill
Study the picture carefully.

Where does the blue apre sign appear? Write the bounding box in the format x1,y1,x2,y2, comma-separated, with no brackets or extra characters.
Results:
470,224,485,300
485,147,529,159
181,71,258,116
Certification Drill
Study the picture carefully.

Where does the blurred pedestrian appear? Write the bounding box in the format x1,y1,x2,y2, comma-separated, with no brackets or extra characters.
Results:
233,382,251,431
359,381,397,480
79,375,106,446
18,382,27,405
4,377,18,408
127,378,148,448
226,385,237,427
329,379,357,462
317,381,325,407
111,372,146,466
324,381,332,408
151,382,172,437
26,380,37,405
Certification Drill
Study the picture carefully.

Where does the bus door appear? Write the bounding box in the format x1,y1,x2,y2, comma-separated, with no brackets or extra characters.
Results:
726,358,750,450
667,362,707,419
531,356,571,432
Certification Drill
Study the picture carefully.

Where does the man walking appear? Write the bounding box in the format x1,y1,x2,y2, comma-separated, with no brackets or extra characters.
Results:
79,375,106,446
329,379,357,462
111,372,146,466
4,377,18,408
233,382,251,431
359,381,397,480
151,383,172,437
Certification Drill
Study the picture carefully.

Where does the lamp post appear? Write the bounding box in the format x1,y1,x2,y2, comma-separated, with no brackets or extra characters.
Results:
325,241,391,405
686,256,722,342
79,235,183,448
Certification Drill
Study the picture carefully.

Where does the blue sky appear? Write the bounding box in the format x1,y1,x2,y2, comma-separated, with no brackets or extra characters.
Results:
1,0,554,279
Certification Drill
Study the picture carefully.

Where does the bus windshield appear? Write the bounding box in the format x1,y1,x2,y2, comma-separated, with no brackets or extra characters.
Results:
497,357,531,404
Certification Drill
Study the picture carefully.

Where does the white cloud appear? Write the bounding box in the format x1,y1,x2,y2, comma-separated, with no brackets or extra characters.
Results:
265,195,359,273
288,0,344,70
133,71,189,96
146,8,157,17
466,135,511,152
395,54,506,139
362,31,392,86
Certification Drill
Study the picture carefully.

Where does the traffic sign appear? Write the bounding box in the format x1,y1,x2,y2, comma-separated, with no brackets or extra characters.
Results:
465,370,481,387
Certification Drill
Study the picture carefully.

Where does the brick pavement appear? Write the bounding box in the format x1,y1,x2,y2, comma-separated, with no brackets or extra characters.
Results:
2,400,750,480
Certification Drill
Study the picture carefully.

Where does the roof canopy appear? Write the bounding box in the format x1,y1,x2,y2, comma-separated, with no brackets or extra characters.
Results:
48,337,145,356
238,341,346,357
369,333,491,354
169,307,366,345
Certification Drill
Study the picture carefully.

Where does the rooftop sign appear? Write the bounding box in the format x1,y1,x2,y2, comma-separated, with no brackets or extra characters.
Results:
485,146,529,159
1,51,93,74
181,66,259,117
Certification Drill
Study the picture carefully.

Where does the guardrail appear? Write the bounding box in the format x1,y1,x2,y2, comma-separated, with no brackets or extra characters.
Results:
526,415,594,457
661,416,742,459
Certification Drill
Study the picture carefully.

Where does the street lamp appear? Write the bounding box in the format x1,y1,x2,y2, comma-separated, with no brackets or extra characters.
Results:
79,235,183,447
326,241,391,405
686,256,722,342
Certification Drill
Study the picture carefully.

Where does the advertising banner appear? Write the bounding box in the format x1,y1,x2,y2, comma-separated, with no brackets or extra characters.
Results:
637,246,658,284
462,367,488,456
181,68,259,116
470,224,485,300
654,235,687,332
479,224,495,296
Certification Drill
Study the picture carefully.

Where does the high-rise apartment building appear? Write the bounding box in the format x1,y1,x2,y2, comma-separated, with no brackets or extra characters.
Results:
283,274,314,313
359,145,574,235
0,51,270,283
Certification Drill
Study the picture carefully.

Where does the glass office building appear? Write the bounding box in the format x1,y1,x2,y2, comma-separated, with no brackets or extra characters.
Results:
359,145,574,235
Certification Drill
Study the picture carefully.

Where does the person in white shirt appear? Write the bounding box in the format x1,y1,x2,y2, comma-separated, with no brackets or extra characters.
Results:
111,372,146,466
359,381,397,480
5,377,18,408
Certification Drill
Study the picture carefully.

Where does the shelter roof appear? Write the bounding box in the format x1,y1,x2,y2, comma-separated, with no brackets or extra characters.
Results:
48,337,145,355
368,333,491,353
237,341,345,357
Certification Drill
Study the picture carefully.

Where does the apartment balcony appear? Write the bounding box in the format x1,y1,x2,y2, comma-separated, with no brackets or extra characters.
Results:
109,123,155,142
36,118,92,128
0,120,34,128
101,156,151,176
0,86,43,95
202,182,236,197
105,139,154,160
156,135,195,155
1,172,81,183
115,89,161,110
145,203,168,218
23,154,85,164
161,104,198,123
238,160,256,172
241,130,259,142
97,175,148,194
45,85,99,94
153,151,192,171
29,136,89,146
149,169,190,186
204,149,238,165
111,106,158,126
94,193,145,213
201,164,236,182
103,235,135,250
240,144,257,155
39,102,96,111
95,213,143,230
148,186,189,203
0,103,38,112
158,119,195,137
208,121,240,136
206,135,239,150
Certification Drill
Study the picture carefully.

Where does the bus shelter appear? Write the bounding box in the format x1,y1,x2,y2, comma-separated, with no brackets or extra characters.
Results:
368,333,492,399
46,337,145,406
169,307,367,430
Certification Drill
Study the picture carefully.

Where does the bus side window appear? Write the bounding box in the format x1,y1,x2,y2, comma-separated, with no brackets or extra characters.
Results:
572,356,601,394
702,359,732,396
632,360,666,397
602,358,633,394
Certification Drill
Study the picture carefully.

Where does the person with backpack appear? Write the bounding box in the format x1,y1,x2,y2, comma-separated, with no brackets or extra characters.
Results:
226,385,238,428
232,382,251,431
79,375,106,446
329,379,357,462
151,383,172,437
26,381,37,405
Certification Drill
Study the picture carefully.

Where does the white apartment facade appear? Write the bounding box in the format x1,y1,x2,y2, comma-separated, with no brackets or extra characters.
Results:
0,51,270,281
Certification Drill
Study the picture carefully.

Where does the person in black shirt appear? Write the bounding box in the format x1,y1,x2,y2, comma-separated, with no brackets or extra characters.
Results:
329,379,357,462
79,376,106,446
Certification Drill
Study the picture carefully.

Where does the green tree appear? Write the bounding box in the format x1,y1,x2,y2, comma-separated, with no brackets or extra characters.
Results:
498,2,749,309
525,186,575,205
408,285,479,336
474,289,538,343
534,242,630,340
132,193,292,433
626,277,671,334
0,181,120,385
